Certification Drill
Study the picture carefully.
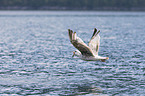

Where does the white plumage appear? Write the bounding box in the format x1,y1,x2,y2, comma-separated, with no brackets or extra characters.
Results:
68,28,109,62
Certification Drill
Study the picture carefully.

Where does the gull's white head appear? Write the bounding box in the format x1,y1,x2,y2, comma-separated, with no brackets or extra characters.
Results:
100,57,109,62
72,50,81,57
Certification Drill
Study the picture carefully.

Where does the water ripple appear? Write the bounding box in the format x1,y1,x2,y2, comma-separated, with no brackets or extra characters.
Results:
0,11,145,95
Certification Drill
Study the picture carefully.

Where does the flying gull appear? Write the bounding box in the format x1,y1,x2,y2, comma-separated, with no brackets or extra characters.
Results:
68,28,109,62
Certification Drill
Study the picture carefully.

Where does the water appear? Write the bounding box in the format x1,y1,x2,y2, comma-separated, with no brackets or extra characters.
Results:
0,11,145,96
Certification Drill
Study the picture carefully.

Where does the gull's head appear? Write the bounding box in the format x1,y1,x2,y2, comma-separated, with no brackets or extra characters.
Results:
101,57,109,62
72,50,81,57
106,57,109,60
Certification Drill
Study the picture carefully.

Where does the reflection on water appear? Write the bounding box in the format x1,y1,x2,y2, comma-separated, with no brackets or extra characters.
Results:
0,11,145,95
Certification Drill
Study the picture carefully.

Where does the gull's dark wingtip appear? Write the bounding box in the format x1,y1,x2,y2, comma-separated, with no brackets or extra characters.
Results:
91,28,97,38
97,30,100,34
68,29,73,42
94,28,97,32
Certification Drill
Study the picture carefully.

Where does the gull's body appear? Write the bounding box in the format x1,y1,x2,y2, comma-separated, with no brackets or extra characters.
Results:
68,28,109,62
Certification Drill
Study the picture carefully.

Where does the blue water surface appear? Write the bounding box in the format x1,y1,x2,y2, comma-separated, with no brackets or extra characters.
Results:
0,11,145,96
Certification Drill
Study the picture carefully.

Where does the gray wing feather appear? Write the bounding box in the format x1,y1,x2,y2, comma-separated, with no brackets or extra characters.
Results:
68,29,94,56
88,28,100,55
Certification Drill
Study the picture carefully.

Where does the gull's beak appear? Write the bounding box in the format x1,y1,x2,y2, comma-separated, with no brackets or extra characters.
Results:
72,51,75,57
106,57,109,60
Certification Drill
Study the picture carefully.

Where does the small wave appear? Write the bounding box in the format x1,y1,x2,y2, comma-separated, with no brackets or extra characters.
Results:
103,37,116,39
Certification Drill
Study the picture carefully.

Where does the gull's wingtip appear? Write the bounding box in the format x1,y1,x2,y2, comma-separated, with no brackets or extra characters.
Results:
97,30,100,34
94,28,97,32
68,29,73,33
68,29,73,42
91,28,97,38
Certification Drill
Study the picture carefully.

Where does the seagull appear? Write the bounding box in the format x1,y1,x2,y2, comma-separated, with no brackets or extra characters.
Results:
68,28,109,62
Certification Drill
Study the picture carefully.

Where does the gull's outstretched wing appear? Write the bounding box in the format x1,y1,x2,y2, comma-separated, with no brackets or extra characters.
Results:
88,28,100,55
68,29,94,56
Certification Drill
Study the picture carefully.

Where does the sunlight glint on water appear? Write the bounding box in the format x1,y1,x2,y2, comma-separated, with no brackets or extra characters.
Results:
0,11,145,95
